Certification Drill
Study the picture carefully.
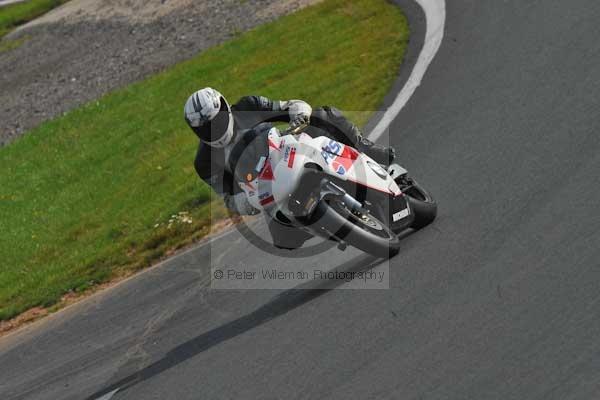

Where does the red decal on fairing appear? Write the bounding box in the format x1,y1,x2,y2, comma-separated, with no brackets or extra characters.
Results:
259,195,275,206
331,145,359,175
258,160,274,180
287,148,296,168
268,139,280,151
342,146,360,160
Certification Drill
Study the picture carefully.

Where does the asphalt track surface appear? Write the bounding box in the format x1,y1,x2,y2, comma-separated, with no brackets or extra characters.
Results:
2,0,600,399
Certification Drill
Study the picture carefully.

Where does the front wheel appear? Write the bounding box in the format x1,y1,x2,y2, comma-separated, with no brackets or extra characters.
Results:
308,198,400,258
400,178,437,229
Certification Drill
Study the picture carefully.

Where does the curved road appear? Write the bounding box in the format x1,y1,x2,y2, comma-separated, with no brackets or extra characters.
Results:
2,0,600,399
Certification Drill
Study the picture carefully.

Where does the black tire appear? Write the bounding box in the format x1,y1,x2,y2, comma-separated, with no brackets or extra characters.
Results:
403,180,437,229
308,198,400,258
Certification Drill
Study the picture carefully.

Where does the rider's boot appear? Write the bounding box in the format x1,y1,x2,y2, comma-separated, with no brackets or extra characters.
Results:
269,220,314,250
356,137,396,166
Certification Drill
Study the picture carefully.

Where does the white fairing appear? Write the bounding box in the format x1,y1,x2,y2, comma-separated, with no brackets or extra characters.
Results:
239,128,404,219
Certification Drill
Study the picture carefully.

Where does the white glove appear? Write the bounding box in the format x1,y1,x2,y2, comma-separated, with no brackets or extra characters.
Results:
280,100,312,128
224,192,260,216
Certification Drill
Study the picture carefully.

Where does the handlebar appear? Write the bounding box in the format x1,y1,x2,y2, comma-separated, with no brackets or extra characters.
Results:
282,122,309,136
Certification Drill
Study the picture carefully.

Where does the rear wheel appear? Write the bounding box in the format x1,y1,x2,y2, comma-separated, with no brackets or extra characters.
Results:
399,178,437,229
309,197,400,258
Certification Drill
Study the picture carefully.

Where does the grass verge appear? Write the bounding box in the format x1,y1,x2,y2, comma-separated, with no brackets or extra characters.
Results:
0,33,27,52
0,0,67,39
0,0,409,322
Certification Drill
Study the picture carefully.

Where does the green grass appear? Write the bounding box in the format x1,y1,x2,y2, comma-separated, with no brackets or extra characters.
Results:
0,0,67,39
0,0,409,321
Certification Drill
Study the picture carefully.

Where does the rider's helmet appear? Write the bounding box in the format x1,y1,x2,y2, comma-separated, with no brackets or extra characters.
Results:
184,87,234,148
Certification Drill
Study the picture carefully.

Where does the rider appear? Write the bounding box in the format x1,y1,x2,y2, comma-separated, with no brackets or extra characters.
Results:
184,87,396,249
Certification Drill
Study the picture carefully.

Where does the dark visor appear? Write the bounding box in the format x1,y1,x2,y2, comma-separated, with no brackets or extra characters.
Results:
195,97,230,143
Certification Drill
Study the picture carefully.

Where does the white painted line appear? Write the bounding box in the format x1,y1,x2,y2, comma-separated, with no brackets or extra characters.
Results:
369,0,446,141
94,389,119,400
0,0,28,6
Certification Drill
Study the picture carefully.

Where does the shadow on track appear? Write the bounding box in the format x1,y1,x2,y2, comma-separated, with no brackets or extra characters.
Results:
85,250,400,400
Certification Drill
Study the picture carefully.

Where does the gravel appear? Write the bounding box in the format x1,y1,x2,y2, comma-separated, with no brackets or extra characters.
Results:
0,0,318,146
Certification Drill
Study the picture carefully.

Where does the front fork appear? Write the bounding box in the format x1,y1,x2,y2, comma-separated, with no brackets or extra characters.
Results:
289,177,364,217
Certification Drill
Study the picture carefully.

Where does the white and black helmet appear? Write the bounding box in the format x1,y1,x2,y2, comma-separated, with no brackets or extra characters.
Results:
184,88,234,148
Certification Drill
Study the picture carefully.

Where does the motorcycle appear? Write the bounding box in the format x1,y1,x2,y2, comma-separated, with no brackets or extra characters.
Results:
230,123,437,258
